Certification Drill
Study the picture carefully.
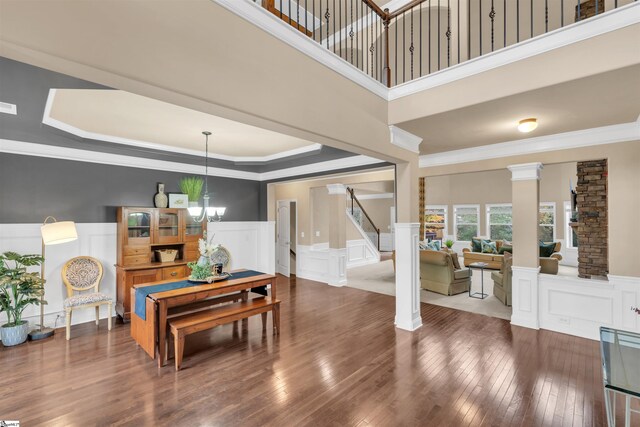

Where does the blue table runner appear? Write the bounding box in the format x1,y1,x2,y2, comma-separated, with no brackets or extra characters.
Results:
134,270,268,320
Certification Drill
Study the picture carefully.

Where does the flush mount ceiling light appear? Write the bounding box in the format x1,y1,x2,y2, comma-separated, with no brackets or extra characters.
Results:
517,118,538,133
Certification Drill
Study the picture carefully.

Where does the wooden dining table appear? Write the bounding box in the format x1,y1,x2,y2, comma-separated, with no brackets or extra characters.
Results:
130,270,276,367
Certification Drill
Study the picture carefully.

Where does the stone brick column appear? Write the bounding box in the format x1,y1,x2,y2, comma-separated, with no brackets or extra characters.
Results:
576,159,608,279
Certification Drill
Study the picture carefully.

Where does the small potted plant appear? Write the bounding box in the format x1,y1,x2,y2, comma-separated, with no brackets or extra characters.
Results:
180,176,204,209
0,252,46,346
445,239,455,250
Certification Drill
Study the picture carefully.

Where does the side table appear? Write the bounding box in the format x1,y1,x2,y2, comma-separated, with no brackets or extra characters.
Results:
468,262,488,299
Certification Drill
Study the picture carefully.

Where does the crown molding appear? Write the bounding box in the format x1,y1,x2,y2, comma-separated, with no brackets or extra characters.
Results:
508,162,543,181
212,0,389,100
389,125,422,153
0,139,384,182
388,2,640,101
42,89,322,163
419,121,640,168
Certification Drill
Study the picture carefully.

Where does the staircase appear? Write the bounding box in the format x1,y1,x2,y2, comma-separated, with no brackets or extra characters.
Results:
346,187,381,252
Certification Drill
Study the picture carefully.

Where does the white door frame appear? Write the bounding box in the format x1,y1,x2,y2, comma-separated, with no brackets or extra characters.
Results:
276,199,298,277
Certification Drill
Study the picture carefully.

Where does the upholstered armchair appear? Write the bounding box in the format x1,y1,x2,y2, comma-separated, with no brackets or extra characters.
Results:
419,250,471,296
62,256,112,340
491,253,513,306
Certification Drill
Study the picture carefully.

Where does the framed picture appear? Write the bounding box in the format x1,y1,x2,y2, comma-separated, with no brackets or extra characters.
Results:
169,193,189,208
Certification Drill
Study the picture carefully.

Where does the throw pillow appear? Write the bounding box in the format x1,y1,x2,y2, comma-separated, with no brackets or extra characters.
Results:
419,242,428,250
426,240,441,251
499,245,513,255
450,252,461,269
481,240,498,254
539,241,556,258
471,238,483,252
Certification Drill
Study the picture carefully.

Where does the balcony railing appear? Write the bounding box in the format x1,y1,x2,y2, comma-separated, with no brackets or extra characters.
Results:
255,0,635,86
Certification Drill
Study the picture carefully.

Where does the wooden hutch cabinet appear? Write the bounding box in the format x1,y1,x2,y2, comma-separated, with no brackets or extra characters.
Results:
115,207,205,321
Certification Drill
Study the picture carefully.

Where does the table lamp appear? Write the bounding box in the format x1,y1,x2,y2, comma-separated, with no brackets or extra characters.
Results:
28,216,78,341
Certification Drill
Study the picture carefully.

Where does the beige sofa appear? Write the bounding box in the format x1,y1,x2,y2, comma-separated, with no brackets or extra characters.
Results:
462,238,563,271
491,253,513,306
419,250,471,296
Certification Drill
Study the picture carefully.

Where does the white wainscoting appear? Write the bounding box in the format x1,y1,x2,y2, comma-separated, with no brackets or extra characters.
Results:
0,223,117,329
297,245,346,286
346,239,379,268
0,221,275,331
380,232,394,252
208,221,275,275
538,273,640,340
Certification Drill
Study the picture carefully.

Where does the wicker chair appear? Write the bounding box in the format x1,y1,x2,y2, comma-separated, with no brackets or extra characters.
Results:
61,256,112,340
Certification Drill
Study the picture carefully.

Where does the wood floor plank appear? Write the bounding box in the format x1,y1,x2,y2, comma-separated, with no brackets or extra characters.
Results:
0,275,612,426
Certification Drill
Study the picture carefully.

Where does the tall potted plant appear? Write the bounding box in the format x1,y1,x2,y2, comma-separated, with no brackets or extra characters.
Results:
0,252,46,346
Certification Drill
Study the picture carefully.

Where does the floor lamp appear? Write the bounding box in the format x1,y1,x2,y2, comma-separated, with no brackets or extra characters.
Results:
29,216,78,341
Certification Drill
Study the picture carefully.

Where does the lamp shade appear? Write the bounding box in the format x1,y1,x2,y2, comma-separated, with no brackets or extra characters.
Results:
41,221,78,245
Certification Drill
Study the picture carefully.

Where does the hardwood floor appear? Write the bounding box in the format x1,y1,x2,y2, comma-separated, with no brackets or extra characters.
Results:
0,275,625,426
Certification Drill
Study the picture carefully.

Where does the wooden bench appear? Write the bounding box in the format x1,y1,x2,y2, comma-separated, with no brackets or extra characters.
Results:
168,297,281,370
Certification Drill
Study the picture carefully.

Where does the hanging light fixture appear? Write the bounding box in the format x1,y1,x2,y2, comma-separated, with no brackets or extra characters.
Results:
188,131,226,222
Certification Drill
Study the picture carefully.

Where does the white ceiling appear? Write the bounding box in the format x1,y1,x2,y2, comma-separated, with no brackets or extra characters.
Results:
397,66,640,155
45,89,320,160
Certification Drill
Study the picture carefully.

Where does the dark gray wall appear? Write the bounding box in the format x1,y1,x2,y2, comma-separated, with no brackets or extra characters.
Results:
0,153,261,223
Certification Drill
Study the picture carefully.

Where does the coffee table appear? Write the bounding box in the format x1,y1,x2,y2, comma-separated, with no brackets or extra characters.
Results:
468,262,488,299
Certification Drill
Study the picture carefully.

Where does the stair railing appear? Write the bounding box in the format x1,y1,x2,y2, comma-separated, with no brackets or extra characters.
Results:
346,187,381,251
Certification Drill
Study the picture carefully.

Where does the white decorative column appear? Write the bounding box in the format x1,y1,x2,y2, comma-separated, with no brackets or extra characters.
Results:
326,184,347,287
394,223,422,331
508,162,543,329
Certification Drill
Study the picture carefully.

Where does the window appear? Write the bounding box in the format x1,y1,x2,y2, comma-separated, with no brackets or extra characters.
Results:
454,205,479,241
486,204,513,241
564,201,578,248
424,205,447,240
539,202,556,242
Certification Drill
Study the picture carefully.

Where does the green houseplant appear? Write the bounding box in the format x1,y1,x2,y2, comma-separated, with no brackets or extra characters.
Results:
180,176,204,206
0,252,46,346
445,239,455,249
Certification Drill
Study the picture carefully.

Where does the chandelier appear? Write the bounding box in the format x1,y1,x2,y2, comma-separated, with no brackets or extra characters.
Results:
188,131,226,222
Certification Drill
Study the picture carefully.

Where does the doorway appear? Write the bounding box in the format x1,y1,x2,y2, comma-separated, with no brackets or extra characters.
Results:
276,200,297,277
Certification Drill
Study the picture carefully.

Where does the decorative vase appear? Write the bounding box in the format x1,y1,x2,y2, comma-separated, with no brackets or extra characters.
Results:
1,321,29,346
154,183,168,208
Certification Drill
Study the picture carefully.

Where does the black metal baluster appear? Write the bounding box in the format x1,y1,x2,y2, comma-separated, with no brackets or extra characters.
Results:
333,0,336,54
530,0,533,38
457,0,460,64
289,0,292,25
479,0,482,56
420,2,423,77
504,0,507,47
403,11,406,82
296,0,300,32
305,0,308,35
561,0,564,27
325,3,330,49
545,0,548,33
438,0,441,70
596,0,599,15
339,0,342,58
410,6,414,80
490,0,495,52
517,0,520,42
447,0,451,67
350,0,354,64
280,0,283,19
430,0,432,72
395,13,398,84
371,10,374,79
467,0,470,60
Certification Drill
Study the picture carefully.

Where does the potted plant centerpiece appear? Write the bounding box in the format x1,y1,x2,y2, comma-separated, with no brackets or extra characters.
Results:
187,234,226,283
0,252,46,346
445,239,455,250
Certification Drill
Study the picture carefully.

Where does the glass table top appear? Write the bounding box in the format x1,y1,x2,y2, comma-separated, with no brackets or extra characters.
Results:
600,327,640,397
